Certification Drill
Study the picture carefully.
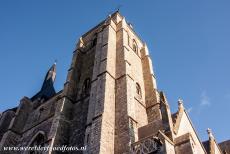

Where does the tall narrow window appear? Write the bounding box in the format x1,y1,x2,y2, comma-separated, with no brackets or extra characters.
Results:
133,39,138,53
82,78,91,95
86,134,90,144
92,37,97,47
29,133,45,154
136,83,142,97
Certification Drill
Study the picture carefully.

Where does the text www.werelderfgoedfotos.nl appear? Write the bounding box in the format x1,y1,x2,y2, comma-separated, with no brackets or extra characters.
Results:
3,145,87,152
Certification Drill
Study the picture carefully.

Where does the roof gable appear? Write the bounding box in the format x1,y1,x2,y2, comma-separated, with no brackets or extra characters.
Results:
174,109,207,153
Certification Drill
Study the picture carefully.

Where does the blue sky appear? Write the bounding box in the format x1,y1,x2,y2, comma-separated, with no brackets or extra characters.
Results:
0,0,230,142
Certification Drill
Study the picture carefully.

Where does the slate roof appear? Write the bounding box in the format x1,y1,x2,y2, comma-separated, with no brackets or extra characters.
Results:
31,63,56,101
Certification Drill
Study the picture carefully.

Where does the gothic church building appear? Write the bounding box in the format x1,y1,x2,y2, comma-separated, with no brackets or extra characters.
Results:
0,11,229,154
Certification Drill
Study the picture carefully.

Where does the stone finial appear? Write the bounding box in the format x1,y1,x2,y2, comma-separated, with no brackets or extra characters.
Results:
121,17,126,27
207,128,214,139
142,43,150,56
178,98,184,109
77,37,85,48
54,59,57,65
128,22,133,29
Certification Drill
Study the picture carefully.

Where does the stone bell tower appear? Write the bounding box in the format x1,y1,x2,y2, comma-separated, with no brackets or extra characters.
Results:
50,11,162,154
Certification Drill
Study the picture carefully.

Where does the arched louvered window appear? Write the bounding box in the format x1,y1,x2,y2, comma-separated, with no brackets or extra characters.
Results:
133,39,138,53
136,83,142,97
82,78,91,95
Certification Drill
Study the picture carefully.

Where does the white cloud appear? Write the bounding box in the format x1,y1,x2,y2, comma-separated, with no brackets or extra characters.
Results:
200,91,211,106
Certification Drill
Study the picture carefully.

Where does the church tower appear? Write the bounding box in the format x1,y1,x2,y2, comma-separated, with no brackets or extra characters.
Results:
50,11,165,154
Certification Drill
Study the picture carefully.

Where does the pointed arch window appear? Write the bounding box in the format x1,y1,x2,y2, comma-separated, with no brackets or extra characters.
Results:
136,83,142,97
29,132,45,154
133,39,138,53
82,78,91,95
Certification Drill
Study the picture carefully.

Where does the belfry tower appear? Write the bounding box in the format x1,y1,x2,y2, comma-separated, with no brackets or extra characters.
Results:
52,11,167,153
